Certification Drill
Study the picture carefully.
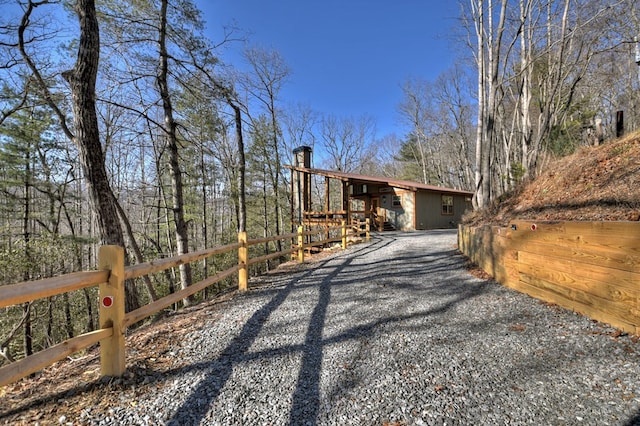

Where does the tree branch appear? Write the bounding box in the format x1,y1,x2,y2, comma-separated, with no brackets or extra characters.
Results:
17,0,74,141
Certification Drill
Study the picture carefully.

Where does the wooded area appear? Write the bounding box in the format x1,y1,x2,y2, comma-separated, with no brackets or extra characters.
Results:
0,0,638,368
466,0,640,208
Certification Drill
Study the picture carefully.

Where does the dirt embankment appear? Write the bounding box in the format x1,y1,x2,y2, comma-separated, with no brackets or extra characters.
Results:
464,132,640,227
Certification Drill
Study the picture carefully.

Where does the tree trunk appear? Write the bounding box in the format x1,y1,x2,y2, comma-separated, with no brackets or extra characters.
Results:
529,0,573,172
472,0,508,208
472,0,486,209
200,144,209,297
62,0,139,312
520,0,533,179
262,164,271,271
22,303,32,358
233,105,247,233
83,288,95,332
157,0,192,305
63,292,74,339
19,2,137,318
23,136,33,358
269,96,283,253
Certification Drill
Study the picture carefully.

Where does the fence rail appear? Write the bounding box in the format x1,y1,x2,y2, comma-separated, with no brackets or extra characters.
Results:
0,271,110,308
458,221,640,335
0,220,370,388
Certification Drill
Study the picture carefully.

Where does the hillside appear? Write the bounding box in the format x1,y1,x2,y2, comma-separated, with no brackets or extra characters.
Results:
464,131,640,227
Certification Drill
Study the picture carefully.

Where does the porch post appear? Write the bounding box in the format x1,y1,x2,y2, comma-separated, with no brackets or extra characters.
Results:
342,180,350,226
341,220,347,249
366,218,370,242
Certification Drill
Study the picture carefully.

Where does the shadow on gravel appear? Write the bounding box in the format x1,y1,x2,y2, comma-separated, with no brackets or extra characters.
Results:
625,411,640,426
165,235,394,425
288,250,351,423
164,267,311,425
163,231,495,425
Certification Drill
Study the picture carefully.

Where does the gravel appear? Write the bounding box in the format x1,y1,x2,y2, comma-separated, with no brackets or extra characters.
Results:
81,230,640,425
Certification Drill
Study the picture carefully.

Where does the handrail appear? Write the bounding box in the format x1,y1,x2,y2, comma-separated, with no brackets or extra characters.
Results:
0,220,370,387
123,266,240,328
0,328,112,388
248,232,297,246
125,243,242,280
304,210,346,216
248,247,297,266
0,270,109,308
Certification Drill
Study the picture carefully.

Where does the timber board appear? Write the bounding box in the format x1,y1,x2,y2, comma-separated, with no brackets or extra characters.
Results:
562,221,640,237
508,227,640,252
509,220,640,238
518,251,639,294
512,239,640,274
508,220,640,237
508,220,566,234
518,271,640,333
517,260,637,307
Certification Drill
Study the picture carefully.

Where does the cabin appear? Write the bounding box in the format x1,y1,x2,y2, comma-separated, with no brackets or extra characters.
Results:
289,146,474,231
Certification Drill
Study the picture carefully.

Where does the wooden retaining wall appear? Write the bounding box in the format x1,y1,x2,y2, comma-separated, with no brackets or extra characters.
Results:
458,220,640,335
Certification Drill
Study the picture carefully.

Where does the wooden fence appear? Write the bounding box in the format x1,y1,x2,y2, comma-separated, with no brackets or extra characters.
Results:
0,220,370,387
458,220,640,335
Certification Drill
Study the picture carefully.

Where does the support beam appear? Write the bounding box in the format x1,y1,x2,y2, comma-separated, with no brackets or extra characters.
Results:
342,181,351,226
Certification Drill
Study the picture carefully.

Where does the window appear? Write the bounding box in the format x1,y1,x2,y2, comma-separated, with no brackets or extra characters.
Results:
442,195,454,215
351,184,368,195
392,195,402,207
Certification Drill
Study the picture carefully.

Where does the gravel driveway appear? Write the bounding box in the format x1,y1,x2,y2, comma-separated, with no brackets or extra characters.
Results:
92,230,640,425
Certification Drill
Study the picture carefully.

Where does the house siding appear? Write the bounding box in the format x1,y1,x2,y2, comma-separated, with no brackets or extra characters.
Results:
378,189,414,230
415,192,471,230
391,190,413,231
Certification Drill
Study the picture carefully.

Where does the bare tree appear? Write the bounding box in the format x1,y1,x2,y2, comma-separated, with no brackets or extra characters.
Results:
462,0,621,205
320,114,376,173
397,68,475,190
242,47,290,248
282,103,318,164
398,77,438,184
475,0,509,208
433,65,476,190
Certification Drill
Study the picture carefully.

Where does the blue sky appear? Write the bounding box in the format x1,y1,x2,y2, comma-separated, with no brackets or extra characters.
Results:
197,1,462,138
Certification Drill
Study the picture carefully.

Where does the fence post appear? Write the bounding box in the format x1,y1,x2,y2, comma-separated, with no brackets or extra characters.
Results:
238,231,248,291
98,245,126,377
297,226,304,263
365,218,370,242
342,220,347,249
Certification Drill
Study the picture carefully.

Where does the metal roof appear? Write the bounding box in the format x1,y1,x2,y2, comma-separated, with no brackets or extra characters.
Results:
289,166,475,196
